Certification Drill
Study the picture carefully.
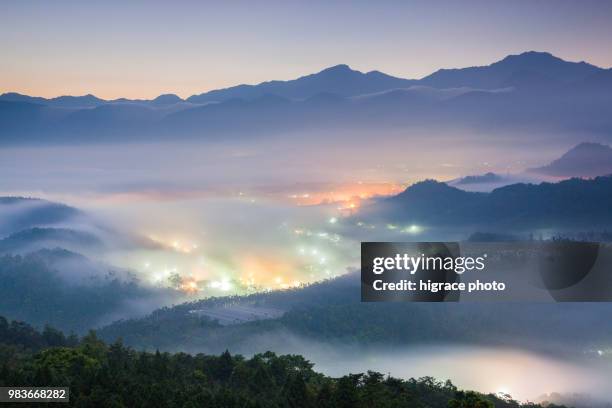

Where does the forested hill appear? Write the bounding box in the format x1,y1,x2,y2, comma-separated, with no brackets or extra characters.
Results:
0,316,564,408
98,273,612,356
360,175,612,229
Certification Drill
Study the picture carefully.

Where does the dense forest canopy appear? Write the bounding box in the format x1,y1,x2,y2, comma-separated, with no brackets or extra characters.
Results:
0,316,566,408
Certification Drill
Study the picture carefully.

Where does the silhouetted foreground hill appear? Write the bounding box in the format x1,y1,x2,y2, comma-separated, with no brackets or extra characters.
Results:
0,316,563,408
360,175,612,229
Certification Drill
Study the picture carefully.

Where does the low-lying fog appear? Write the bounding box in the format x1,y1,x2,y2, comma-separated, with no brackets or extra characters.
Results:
196,332,612,405
2,132,611,405
0,130,569,293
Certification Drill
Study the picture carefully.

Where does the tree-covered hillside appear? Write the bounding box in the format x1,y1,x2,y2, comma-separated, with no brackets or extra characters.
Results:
362,176,612,229
0,250,172,333
98,273,612,356
0,316,564,408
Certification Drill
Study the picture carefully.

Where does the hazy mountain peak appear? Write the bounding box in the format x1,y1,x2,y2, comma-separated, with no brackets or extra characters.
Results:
502,50,596,68
455,172,503,185
187,62,413,103
528,142,612,178
499,50,558,63
493,50,599,72
1,92,29,98
394,179,465,198
151,93,183,105
0,92,47,105
421,50,602,89
572,141,612,152
0,92,106,108
318,64,353,74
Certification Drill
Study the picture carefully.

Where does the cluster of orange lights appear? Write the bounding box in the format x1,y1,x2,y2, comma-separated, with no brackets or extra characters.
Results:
179,278,200,294
285,182,405,207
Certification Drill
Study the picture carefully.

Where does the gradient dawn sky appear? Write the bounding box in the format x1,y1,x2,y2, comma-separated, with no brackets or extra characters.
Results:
1,0,612,99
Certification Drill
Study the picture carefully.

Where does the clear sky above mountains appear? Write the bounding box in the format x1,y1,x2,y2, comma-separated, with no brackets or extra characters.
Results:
1,0,612,99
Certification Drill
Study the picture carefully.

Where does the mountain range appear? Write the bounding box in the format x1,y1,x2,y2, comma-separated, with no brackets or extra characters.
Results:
2,51,612,143
360,175,612,230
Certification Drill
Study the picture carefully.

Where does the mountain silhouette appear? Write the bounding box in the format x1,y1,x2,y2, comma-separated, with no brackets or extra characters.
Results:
453,172,504,185
0,197,80,236
0,227,102,254
0,92,185,108
186,64,415,103
362,176,612,229
1,51,611,144
420,51,601,89
529,142,612,177
0,92,106,108
151,93,183,105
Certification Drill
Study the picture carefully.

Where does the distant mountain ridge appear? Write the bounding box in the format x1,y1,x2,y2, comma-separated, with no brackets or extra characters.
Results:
529,142,612,177
3,51,604,104
2,51,612,143
186,64,415,103
421,51,600,89
0,92,185,108
453,172,503,185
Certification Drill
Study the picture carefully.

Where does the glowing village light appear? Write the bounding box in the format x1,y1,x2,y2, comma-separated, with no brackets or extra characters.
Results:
220,279,232,291
180,278,200,294
402,224,422,234
329,217,338,224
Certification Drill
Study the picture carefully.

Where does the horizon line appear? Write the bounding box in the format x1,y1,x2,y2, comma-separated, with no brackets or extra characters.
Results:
0,50,606,101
